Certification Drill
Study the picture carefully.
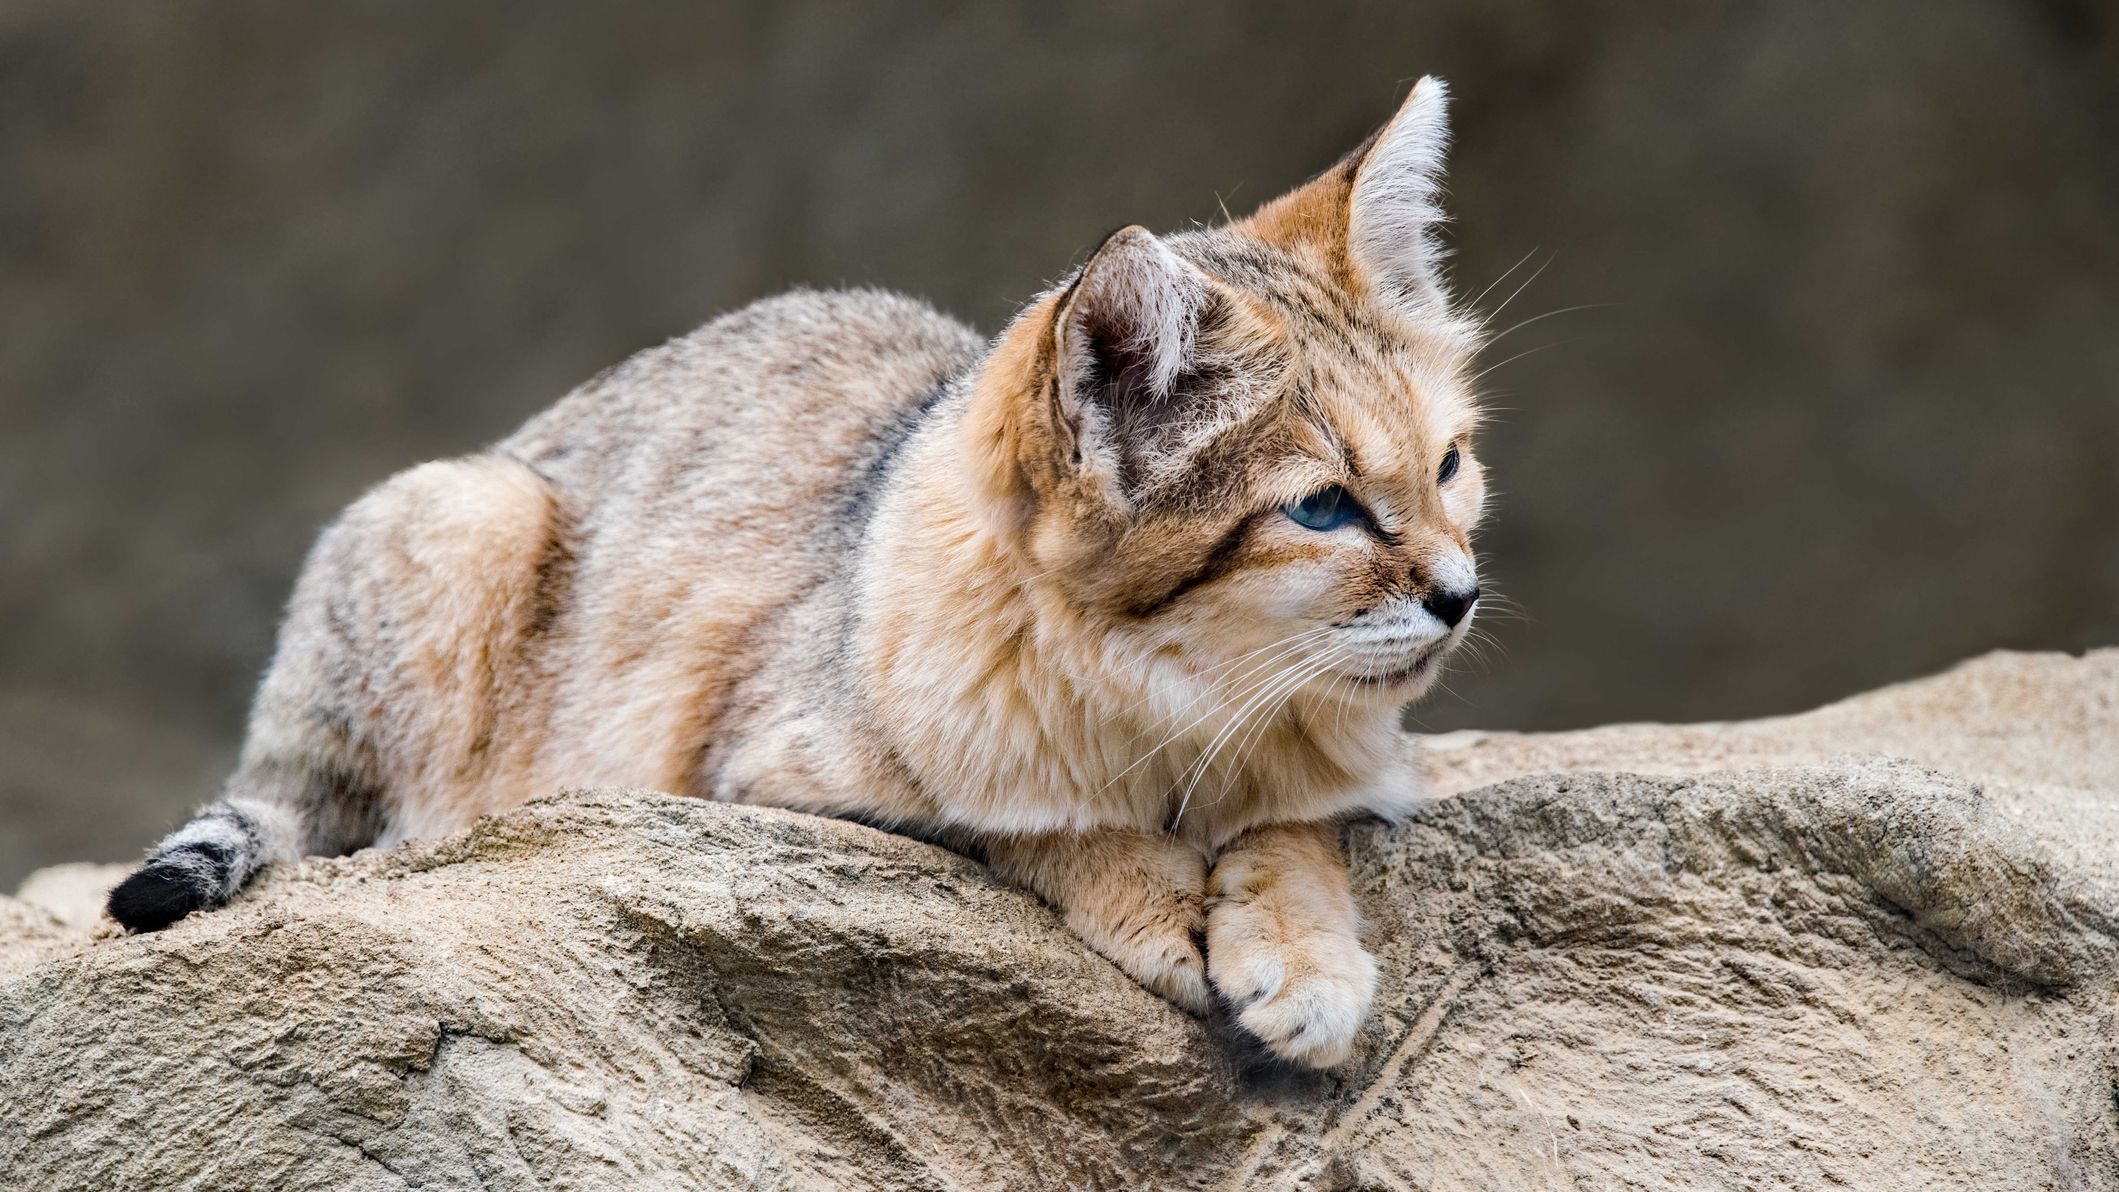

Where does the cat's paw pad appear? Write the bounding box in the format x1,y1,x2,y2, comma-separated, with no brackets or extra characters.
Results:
1206,900,1376,1068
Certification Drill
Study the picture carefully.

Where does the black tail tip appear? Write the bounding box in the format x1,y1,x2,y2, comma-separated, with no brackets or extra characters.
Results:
107,864,213,933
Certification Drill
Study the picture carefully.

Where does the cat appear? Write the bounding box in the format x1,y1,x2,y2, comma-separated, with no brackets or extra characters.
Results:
108,76,1487,1069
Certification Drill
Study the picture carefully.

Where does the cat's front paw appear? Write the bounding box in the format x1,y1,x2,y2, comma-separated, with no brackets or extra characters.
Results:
985,829,1212,1015
1206,857,1377,1067
1061,853,1212,1015
1097,910,1213,1016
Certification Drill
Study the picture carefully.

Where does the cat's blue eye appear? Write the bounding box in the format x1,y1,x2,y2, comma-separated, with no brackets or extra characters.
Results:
1284,485,1360,532
1438,444,1461,484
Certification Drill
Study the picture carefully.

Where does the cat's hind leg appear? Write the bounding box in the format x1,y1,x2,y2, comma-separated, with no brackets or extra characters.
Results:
108,454,563,932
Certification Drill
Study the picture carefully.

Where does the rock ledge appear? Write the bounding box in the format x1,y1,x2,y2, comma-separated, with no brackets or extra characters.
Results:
3,650,2115,1190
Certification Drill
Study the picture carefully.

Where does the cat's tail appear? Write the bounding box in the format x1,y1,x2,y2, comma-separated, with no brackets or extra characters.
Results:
106,795,304,933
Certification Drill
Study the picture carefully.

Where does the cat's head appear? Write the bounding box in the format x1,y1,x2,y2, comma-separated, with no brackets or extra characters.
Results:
965,77,1487,708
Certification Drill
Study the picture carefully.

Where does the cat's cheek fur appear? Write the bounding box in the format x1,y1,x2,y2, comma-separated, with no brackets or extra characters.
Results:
1223,554,1352,624
1442,456,1488,530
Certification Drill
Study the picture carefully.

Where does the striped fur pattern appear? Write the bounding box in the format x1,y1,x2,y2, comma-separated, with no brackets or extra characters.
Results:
112,78,1489,1068
105,794,310,931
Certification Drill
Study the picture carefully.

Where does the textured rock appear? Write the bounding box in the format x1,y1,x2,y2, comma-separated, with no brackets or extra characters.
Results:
3,650,2115,1189
1420,648,2119,880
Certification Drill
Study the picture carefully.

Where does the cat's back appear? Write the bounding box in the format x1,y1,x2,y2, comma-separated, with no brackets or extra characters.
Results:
506,288,983,513
485,290,983,794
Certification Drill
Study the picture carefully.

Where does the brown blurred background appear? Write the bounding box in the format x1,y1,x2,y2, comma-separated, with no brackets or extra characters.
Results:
3,1,2116,885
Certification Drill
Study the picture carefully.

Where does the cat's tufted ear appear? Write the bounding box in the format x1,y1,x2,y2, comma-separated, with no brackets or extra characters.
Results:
1239,75,1454,315
1047,225,1215,494
962,225,1217,537
1346,76,1452,311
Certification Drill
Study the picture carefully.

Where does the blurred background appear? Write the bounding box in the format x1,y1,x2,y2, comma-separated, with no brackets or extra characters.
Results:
3,1,2115,885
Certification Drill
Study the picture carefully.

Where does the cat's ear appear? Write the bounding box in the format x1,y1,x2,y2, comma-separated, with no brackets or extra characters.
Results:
1346,75,1452,311
1047,226,1213,490
1240,75,1454,314
962,226,1216,537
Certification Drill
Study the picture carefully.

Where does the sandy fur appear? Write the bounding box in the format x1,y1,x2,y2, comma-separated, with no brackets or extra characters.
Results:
126,77,1490,1068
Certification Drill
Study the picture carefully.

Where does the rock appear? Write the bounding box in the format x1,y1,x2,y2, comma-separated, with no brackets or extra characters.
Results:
3,650,2115,1189
1419,649,2119,879
12,862,131,934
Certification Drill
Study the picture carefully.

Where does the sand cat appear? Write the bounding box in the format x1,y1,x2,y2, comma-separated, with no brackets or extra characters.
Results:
110,77,1487,1069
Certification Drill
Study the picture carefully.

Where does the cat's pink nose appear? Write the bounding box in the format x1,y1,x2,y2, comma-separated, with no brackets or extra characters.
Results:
1422,585,1479,628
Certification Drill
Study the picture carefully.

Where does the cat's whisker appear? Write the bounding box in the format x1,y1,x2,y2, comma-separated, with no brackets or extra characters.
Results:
1169,647,1330,770
1160,625,1340,694
1469,339,1572,385
1207,646,1352,812
1170,647,1345,825
1167,651,1325,822
1218,646,1351,791
1473,252,1552,334
1480,303,1609,349
1478,596,1530,618
1098,629,1338,790
1470,639,1504,671
1329,670,1356,738
1118,624,1337,735
1464,247,1541,315
1121,643,1328,755
1468,587,1533,626
1427,666,1483,708
1452,634,1502,677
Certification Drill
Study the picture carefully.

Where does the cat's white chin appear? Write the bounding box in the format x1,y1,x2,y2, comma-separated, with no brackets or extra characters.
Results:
1339,636,1457,698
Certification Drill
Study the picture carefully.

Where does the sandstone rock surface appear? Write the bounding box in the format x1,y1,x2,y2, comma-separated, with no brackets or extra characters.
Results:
3,650,2115,1190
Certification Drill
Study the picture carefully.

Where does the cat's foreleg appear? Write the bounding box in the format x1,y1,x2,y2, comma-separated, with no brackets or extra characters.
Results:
1205,819,1376,1068
982,828,1212,1014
